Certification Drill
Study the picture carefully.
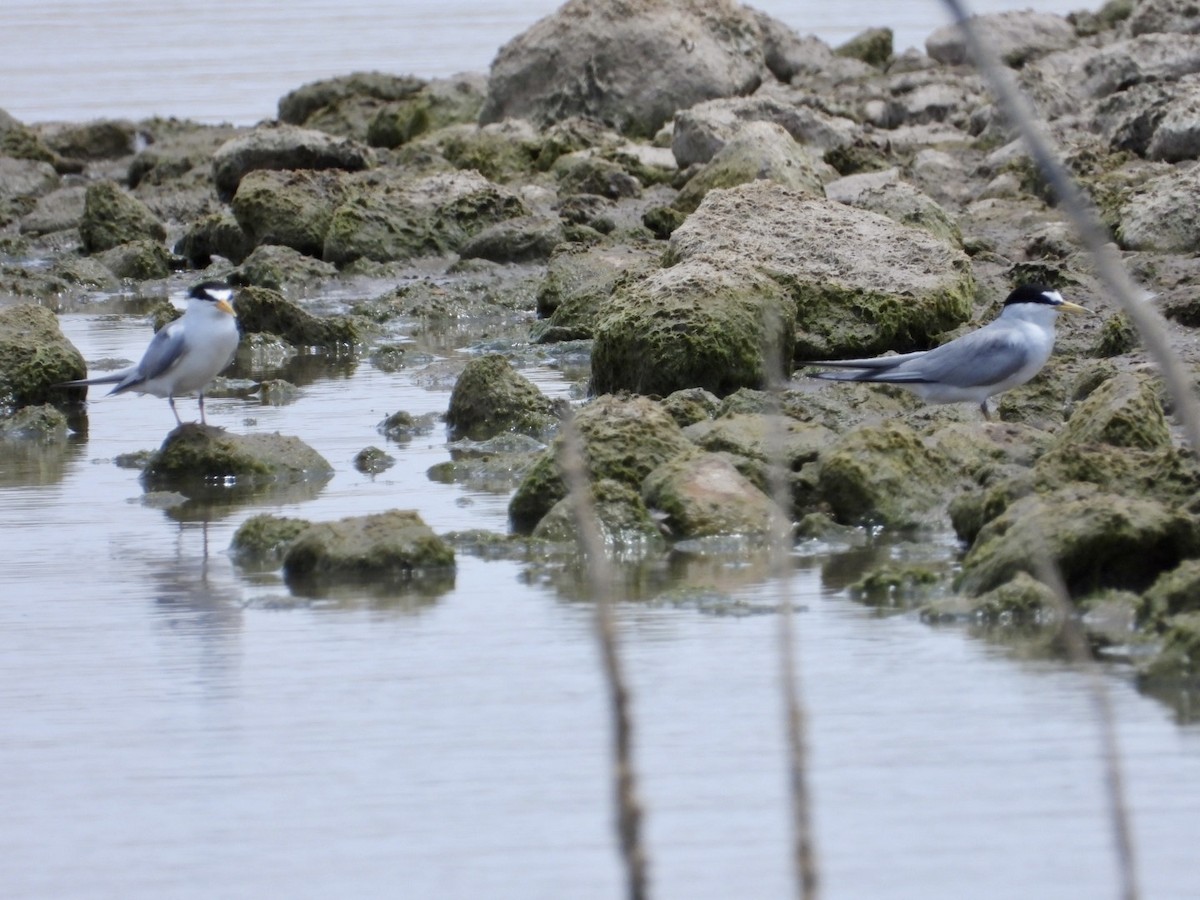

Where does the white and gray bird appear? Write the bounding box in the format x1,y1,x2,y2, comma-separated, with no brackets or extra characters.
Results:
60,281,240,426
804,283,1090,418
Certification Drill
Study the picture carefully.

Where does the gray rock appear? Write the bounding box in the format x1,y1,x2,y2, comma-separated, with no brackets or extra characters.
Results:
671,89,857,168
1054,372,1171,451
1128,0,1200,37
234,244,338,292
18,185,85,236
0,157,59,204
479,0,765,137
672,120,830,213
925,10,1077,67
96,239,173,280
664,182,975,360
0,304,85,411
143,423,334,487
366,75,488,148
211,123,373,200
446,354,563,441
277,71,427,126
458,215,566,263
534,242,659,341
825,175,960,244
1146,77,1200,160
1118,162,1200,252
38,119,137,160
230,168,347,258
643,451,776,537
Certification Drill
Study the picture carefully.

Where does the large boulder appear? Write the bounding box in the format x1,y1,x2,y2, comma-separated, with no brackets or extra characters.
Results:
925,10,1077,67
211,124,373,200
479,0,766,137
230,168,347,259
0,305,85,411
662,182,975,360
142,423,334,488
1117,163,1200,252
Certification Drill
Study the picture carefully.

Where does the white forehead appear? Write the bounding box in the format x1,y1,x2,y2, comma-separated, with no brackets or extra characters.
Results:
1043,290,1064,304
201,286,233,303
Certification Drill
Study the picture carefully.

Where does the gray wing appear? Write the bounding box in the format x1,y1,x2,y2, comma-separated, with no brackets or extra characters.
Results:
110,321,186,393
893,328,1030,388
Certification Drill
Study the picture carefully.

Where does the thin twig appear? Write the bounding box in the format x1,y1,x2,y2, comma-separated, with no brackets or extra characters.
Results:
942,4,1146,897
558,413,649,900
764,314,820,899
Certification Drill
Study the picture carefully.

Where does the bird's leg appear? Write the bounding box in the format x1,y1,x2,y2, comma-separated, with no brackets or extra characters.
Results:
980,400,992,420
199,392,206,426
169,395,183,426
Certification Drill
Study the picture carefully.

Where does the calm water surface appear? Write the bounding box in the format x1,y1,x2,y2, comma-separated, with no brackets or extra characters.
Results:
1,303,1199,899
4,1,1200,897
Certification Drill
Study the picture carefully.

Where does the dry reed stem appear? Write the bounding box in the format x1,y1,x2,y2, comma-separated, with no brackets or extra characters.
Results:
764,321,820,899
558,413,649,900
942,2,1151,896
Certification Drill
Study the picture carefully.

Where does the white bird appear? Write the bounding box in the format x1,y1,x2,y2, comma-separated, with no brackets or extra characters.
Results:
804,283,1091,419
61,281,240,426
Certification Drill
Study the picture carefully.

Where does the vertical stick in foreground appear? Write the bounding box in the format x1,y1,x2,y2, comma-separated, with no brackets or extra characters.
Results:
558,414,649,900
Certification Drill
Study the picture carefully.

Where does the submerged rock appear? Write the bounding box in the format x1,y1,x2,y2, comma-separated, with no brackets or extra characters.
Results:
532,477,664,547
230,513,314,567
0,304,85,412
234,285,365,349
282,509,455,591
446,354,564,441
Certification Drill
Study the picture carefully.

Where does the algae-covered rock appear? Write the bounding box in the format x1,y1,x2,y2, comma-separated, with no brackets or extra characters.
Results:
446,354,564,441
282,509,455,590
96,239,173,280
1054,371,1170,450
143,423,334,487
827,178,962,245
683,413,833,472
479,0,766,137
230,513,313,566
552,153,642,199
661,387,722,427
534,242,659,341
836,27,893,67
211,124,373,200
1138,559,1200,625
78,180,166,253
234,285,364,349
174,211,254,267
509,394,694,533
532,477,664,546
234,244,338,293
322,169,528,265
817,421,952,527
672,121,828,213
591,259,797,396
664,182,975,360
411,120,542,183
353,445,396,474
958,485,1200,597
277,71,427,128
230,168,347,258
1137,612,1200,683
642,451,776,537
366,76,487,148
458,215,566,263
0,304,86,411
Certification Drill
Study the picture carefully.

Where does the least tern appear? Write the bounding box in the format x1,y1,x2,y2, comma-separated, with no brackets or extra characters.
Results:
61,281,240,425
804,283,1091,418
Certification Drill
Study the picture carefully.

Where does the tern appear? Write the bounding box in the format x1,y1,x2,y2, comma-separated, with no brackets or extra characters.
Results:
60,281,241,425
804,284,1091,418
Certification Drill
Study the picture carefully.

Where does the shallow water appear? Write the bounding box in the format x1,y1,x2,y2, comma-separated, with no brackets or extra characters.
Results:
3,301,1200,899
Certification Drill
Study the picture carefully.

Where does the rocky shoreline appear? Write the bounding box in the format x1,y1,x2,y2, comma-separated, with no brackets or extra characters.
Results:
3,0,1200,698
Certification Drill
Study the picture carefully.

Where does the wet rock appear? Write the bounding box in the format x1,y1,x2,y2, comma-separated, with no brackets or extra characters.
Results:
230,168,347,258
95,239,174,280
234,285,364,349
353,445,396,474
1054,372,1170,450
211,123,373,200
0,110,80,173
672,121,829,213
1138,612,1200,682
683,413,832,474
78,180,166,253
282,509,455,591
479,0,766,137
51,256,118,289
816,421,953,527
926,10,1077,67
174,211,254,267
0,403,69,441
429,433,543,494
18,184,85,236
1138,559,1200,626
509,394,694,533
534,242,658,341
142,423,334,488
277,71,427,129
957,485,1200,597
0,158,59,222
1089,313,1137,357
39,119,136,160
458,215,566,263
553,153,642,199
0,304,85,412
670,90,857,168
230,513,313,567
532,477,664,546
1145,77,1200,161
643,451,776,538
924,571,1059,625
378,409,438,442
591,258,796,396
446,354,564,441
663,182,975,360
322,169,527,265
366,75,488,148
233,244,338,293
